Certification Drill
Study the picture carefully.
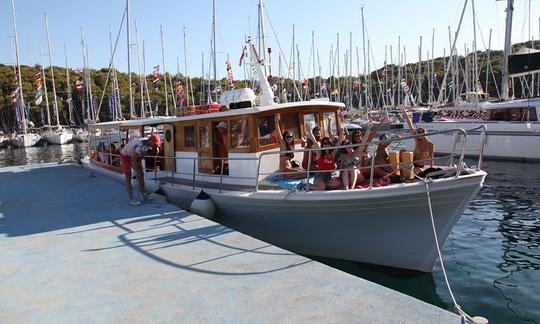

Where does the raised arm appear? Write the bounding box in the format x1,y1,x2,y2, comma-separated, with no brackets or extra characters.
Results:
273,113,284,145
401,107,416,135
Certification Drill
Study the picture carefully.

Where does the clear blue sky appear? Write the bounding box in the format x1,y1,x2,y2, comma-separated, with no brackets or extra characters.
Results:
1,0,538,80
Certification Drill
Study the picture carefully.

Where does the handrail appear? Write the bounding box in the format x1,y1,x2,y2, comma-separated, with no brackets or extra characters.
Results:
91,126,485,193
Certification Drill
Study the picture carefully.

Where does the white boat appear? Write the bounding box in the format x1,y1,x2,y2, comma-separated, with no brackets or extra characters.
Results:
43,127,73,145
82,41,487,273
412,97,540,161
413,0,540,162
10,133,42,148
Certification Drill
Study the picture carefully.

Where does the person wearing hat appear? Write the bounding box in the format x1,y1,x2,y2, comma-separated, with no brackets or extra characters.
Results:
120,133,161,206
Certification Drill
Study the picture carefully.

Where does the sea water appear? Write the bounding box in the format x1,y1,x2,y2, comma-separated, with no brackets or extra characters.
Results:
1,144,538,324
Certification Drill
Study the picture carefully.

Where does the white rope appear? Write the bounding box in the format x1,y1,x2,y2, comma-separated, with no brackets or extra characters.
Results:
421,175,487,324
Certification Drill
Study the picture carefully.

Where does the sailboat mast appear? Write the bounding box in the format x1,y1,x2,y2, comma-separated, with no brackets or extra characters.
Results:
126,0,134,117
160,25,170,116
361,6,366,111
212,0,217,103
501,0,514,101
40,43,51,126
64,44,74,125
11,0,26,134
45,13,60,128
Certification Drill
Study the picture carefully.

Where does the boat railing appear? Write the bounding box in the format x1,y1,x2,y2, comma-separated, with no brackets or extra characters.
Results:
255,126,485,191
91,126,486,193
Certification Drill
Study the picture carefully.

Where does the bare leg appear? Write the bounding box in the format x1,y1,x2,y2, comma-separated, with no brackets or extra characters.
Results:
310,178,326,190
341,171,350,190
133,161,146,197
124,171,134,201
349,169,358,190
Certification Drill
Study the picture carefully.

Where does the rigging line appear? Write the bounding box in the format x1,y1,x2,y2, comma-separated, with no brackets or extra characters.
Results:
96,7,127,119
262,5,301,99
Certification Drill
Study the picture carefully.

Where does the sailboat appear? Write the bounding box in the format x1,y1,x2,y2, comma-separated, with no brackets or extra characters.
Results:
410,0,540,162
9,0,41,148
42,13,73,145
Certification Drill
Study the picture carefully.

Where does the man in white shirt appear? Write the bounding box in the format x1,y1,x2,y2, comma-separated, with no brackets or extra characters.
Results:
120,133,161,206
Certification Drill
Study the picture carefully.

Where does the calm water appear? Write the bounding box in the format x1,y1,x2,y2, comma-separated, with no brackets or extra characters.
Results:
1,144,539,324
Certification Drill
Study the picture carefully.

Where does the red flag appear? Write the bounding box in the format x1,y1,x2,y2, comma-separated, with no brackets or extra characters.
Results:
239,46,247,66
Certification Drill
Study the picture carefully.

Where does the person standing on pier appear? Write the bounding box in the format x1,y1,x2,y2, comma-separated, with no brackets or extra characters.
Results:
120,134,161,206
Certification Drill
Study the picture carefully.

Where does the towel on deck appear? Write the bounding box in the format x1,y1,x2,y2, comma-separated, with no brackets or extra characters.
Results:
264,174,316,190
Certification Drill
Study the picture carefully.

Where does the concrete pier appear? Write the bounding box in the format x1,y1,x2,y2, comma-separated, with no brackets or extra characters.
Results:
0,163,459,323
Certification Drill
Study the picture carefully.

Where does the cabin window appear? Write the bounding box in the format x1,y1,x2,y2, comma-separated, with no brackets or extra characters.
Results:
322,112,337,136
282,112,300,138
489,107,538,122
257,116,278,146
184,125,195,147
199,126,209,149
230,118,250,148
303,112,320,134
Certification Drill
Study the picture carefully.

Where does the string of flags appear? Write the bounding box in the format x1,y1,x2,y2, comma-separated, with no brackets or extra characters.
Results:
152,65,160,89
34,71,43,105
239,46,247,66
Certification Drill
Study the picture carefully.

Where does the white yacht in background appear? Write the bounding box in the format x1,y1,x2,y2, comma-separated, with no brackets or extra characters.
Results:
43,126,73,145
10,133,42,148
412,96,540,162
412,0,540,162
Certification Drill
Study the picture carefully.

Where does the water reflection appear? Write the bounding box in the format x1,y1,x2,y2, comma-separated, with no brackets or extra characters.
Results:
0,142,89,167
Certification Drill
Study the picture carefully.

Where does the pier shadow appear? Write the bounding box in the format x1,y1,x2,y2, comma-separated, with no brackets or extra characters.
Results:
0,164,192,237
81,211,311,276
0,164,311,276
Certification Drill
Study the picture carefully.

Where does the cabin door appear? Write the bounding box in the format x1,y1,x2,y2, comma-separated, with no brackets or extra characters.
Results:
197,121,214,174
163,124,175,172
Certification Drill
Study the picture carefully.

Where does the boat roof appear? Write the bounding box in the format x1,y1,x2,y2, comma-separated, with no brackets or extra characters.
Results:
88,101,345,129
88,116,173,130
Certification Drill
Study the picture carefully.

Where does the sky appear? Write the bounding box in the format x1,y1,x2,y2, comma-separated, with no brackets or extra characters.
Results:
1,0,539,80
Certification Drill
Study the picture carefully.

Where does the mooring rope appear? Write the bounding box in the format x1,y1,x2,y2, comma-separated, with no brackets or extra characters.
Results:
419,173,488,324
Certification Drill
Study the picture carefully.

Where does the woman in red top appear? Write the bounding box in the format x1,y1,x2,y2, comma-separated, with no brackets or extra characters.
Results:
311,136,338,190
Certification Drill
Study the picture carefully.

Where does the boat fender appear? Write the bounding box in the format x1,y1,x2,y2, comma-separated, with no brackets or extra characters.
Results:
190,190,215,218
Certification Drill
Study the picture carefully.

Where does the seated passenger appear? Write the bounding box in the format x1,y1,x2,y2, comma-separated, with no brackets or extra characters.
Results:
302,125,321,170
309,135,343,191
339,139,360,190
274,113,305,179
373,133,398,177
401,108,434,173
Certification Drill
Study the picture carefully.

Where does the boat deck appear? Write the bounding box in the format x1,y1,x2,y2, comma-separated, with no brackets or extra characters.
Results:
0,163,459,323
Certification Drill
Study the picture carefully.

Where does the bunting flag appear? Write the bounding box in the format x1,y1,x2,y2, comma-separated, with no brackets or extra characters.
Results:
432,73,438,82
352,80,361,89
380,68,386,79
34,71,43,105
175,81,184,97
302,79,309,89
238,46,247,66
400,79,411,93
331,88,339,96
75,78,84,91
152,65,160,89
9,87,19,103
475,80,484,94
226,59,235,89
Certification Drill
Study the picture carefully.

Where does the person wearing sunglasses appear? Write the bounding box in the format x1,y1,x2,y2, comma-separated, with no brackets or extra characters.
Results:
274,113,305,179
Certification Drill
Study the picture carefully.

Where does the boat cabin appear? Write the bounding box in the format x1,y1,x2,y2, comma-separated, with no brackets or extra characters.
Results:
88,101,345,186
161,101,344,185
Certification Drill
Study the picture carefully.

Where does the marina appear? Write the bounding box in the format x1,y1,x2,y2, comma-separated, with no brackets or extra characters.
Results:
1,142,539,323
1,0,540,322
0,162,459,323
